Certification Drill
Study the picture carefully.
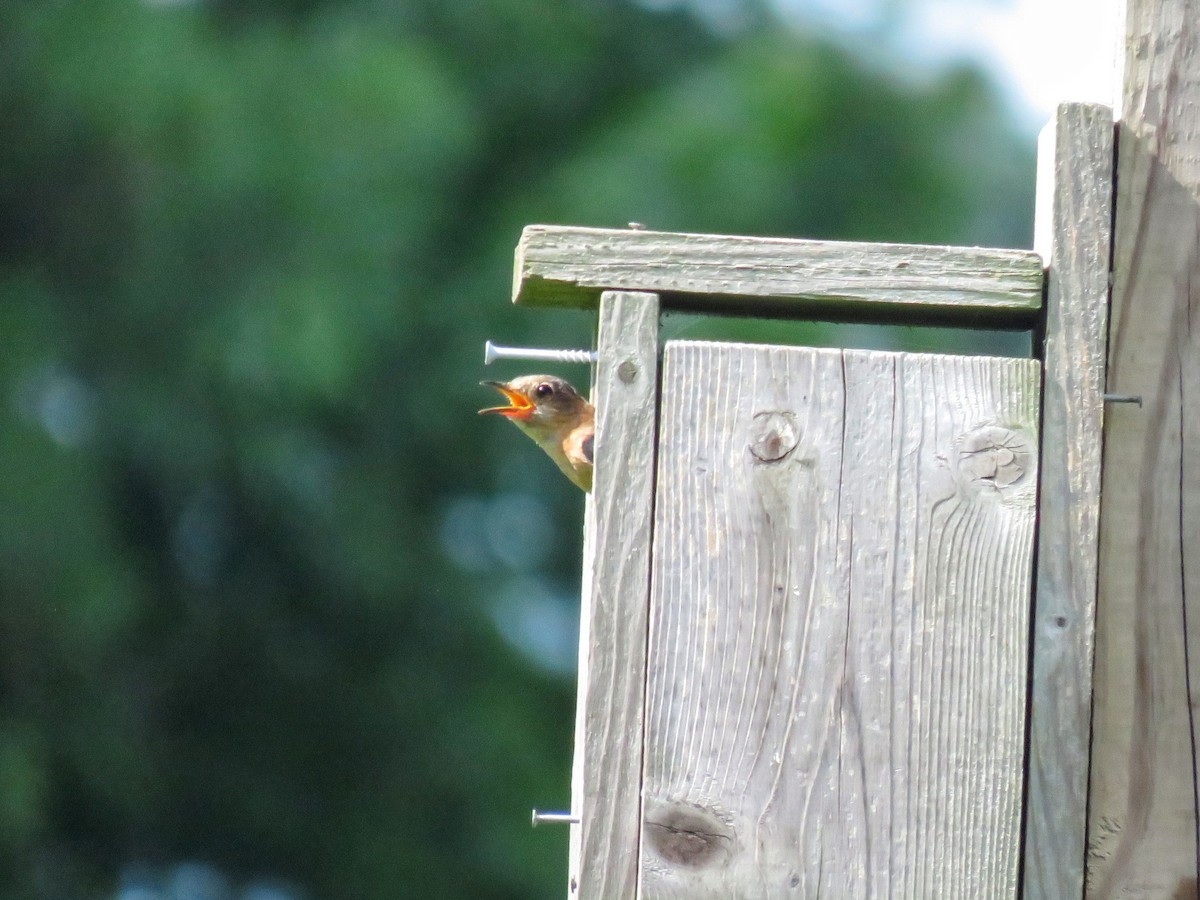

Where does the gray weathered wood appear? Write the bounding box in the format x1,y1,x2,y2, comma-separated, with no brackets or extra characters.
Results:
1088,2,1200,896
640,340,1040,898
1023,102,1114,900
514,225,1044,326
569,291,660,899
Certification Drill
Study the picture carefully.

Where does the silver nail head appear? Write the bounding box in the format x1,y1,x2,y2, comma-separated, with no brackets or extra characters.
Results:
531,809,579,827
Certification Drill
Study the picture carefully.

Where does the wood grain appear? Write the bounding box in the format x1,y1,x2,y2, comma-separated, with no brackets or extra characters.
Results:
514,225,1044,327
1023,103,1114,900
641,340,1040,898
1088,1,1200,896
569,291,660,899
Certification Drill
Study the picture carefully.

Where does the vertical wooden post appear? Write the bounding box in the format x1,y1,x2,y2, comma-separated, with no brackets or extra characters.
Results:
569,290,660,899
1088,1,1200,896
1023,102,1114,900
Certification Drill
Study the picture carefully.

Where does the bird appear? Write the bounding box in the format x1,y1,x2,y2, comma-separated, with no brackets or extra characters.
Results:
479,375,594,491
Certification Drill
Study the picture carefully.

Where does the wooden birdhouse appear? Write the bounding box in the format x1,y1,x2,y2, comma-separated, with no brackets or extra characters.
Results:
513,103,1114,899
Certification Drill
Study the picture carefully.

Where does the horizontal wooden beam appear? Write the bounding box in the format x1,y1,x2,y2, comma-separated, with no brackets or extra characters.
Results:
514,225,1044,327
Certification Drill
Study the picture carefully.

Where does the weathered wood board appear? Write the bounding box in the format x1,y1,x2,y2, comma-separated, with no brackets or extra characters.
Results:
1087,1,1200,895
641,340,1040,898
569,291,660,899
514,225,1044,327
1023,103,1113,900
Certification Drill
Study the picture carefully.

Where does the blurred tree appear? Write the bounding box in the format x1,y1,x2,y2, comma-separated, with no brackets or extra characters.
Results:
0,0,1032,897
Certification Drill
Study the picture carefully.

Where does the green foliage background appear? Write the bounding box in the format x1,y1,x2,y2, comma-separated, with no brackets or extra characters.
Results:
0,0,1033,896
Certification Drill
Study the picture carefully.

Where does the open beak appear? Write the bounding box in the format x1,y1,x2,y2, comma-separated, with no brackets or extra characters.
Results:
479,381,534,419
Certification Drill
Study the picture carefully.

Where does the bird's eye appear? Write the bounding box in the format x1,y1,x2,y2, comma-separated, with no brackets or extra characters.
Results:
534,383,554,398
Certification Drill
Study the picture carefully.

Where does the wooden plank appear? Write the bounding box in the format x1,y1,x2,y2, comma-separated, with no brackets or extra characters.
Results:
514,225,1044,327
1087,1,1200,896
568,290,660,899
1023,102,1114,900
640,340,1040,898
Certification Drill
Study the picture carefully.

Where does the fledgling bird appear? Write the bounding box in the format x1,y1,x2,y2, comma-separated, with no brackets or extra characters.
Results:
479,375,594,491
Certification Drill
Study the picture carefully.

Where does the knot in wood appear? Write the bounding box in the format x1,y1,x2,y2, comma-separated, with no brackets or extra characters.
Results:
749,410,799,462
954,425,1034,495
644,803,733,869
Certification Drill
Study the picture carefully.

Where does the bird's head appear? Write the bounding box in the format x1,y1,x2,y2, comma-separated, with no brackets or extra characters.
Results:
479,375,595,491
478,375,588,428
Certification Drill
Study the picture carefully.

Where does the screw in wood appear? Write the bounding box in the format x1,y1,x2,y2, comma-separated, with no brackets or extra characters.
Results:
484,340,597,366
531,809,579,827
1103,393,1143,406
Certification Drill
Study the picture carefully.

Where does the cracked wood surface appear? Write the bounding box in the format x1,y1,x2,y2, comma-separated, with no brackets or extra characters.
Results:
1087,1,1200,896
640,340,1039,898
